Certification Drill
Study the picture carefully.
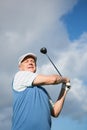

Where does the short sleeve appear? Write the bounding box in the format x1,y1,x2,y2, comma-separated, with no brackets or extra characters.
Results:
13,71,38,91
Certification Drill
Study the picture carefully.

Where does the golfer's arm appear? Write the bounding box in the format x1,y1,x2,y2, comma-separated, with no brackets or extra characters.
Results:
51,87,67,117
33,74,68,86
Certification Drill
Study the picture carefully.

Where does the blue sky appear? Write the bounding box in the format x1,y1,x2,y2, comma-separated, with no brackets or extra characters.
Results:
0,0,87,130
62,0,87,40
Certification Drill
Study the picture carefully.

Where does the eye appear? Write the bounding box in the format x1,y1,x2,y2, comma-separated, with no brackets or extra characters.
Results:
32,60,35,63
24,59,29,63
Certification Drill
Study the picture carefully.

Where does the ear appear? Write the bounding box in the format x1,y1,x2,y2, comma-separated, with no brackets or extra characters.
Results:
18,64,22,70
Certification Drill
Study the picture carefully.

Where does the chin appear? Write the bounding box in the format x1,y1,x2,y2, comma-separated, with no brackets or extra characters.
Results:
27,69,34,72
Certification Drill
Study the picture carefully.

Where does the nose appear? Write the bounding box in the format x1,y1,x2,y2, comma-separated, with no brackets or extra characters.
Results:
28,61,33,65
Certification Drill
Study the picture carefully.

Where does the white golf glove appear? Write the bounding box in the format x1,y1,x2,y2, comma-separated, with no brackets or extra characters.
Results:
62,82,71,92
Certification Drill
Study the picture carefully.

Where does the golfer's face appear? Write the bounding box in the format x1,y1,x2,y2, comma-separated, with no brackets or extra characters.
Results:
19,57,36,72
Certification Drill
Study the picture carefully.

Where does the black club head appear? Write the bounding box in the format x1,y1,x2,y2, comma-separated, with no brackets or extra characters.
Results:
40,47,47,54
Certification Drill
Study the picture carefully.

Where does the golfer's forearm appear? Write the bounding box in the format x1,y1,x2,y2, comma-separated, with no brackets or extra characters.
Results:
52,102,65,117
52,88,67,117
54,76,70,84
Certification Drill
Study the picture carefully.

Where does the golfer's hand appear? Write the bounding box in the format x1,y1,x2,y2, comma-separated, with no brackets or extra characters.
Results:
62,77,71,88
62,77,70,84
65,78,71,91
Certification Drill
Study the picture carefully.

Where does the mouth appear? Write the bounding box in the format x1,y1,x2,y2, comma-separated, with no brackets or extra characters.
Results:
28,66,34,69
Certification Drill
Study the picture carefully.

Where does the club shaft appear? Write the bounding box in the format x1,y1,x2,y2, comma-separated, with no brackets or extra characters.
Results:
46,54,62,76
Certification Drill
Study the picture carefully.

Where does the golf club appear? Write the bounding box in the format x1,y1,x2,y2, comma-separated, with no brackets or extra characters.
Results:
40,47,62,76
40,47,71,88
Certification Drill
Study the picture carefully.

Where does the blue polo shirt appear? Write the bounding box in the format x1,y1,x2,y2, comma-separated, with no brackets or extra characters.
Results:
11,71,53,130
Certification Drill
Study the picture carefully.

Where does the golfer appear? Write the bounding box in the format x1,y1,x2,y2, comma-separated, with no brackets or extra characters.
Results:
11,52,70,130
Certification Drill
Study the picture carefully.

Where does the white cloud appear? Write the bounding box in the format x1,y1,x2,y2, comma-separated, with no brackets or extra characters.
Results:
0,107,12,130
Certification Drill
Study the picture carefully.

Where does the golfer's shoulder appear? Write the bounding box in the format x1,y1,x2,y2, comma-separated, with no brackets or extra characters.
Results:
15,71,38,79
15,70,25,76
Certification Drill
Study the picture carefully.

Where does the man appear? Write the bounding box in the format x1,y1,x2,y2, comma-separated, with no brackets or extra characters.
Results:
11,52,71,130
